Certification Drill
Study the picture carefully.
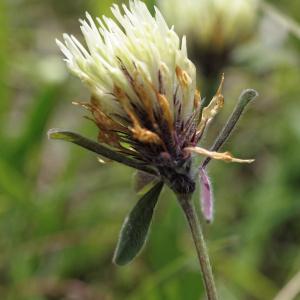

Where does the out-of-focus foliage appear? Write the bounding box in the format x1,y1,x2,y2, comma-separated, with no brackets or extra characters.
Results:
159,0,257,48
0,0,300,299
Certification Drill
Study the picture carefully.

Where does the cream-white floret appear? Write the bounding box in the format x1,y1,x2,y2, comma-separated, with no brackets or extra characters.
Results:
56,0,196,120
159,0,257,49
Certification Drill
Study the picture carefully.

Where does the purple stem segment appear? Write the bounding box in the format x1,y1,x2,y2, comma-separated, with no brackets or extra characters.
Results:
199,167,214,222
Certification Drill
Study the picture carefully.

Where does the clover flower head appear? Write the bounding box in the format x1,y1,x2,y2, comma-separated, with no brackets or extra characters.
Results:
57,0,196,122
159,0,258,52
51,0,257,265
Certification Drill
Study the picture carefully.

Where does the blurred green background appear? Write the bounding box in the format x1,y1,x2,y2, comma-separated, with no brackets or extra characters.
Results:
0,0,300,299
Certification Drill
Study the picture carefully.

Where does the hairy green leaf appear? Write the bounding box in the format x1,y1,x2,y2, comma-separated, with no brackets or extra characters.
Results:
133,170,158,195
113,181,164,266
48,129,157,175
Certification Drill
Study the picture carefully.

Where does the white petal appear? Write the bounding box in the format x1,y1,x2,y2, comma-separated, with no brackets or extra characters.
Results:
56,0,197,120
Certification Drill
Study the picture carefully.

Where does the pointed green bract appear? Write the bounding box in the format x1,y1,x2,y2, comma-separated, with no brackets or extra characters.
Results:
133,170,158,195
47,128,157,175
202,89,258,168
113,181,164,266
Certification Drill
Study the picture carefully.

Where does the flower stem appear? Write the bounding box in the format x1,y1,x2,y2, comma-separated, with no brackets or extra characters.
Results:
178,194,218,300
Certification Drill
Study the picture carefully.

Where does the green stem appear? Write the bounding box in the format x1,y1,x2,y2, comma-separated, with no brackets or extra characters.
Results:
178,194,218,300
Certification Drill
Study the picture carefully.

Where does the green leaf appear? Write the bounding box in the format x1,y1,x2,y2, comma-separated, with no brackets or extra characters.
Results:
133,171,158,195
202,89,258,168
113,182,164,266
48,129,157,175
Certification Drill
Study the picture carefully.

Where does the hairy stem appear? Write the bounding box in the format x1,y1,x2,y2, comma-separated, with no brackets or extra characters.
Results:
178,194,218,300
